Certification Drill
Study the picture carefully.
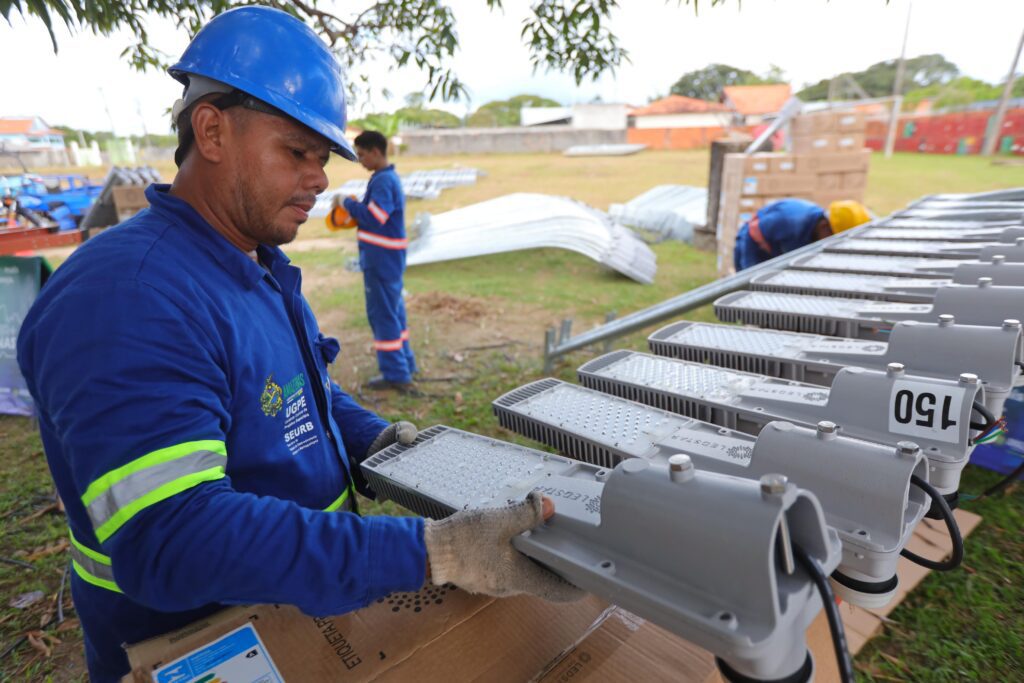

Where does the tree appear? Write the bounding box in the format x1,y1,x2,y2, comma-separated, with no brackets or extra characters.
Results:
466,94,561,127
797,54,959,101
5,0,643,102
8,1,740,102
669,63,783,101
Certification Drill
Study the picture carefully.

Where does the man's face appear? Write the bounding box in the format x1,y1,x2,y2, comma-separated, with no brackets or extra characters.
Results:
225,111,331,247
355,145,384,172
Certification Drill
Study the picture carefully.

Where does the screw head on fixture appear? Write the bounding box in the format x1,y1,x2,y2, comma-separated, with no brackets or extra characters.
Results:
897,441,920,458
1003,319,1021,330
760,473,788,497
938,314,954,327
668,454,695,483
959,372,979,385
887,362,906,376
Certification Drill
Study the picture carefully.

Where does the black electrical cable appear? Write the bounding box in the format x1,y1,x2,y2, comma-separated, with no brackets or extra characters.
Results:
971,401,998,435
901,474,964,571
792,543,854,683
976,459,1024,500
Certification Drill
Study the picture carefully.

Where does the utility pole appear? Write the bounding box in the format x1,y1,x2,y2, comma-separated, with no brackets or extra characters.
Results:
982,26,1024,156
884,1,913,158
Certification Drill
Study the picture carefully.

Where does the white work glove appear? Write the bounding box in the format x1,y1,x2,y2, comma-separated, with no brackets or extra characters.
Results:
424,492,584,603
367,421,418,457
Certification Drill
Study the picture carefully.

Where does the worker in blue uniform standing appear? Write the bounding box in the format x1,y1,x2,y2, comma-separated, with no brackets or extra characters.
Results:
16,8,579,682
733,198,870,271
333,131,417,391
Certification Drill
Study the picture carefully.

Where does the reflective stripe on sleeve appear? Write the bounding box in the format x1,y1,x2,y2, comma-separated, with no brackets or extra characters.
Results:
324,484,355,512
81,440,227,542
69,530,121,593
368,201,390,224
357,230,408,250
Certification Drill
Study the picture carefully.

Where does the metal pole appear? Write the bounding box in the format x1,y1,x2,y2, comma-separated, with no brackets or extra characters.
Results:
884,1,912,158
744,97,802,155
982,26,1024,156
542,222,875,362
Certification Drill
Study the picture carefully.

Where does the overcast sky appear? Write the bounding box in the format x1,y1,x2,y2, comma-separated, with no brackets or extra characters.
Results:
1,0,1021,136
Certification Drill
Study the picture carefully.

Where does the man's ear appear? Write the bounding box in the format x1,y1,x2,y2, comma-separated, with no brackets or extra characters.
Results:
190,103,228,164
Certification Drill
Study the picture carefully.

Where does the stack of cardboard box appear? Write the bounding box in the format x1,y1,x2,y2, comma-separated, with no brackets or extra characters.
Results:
715,110,871,276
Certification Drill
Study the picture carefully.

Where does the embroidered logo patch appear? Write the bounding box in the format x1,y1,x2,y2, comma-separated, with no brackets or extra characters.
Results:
260,375,283,417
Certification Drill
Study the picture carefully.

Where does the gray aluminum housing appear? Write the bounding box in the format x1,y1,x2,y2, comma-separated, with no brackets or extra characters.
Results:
361,425,841,682
857,226,1024,242
895,208,1024,222
877,217,1022,230
492,378,930,607
917,188,1024,203
713,284,1024,340
749,269,944,302
789,252,971,277
824,237,996,259
751,263,1024,299
647,320,1022,415
576,350,982,494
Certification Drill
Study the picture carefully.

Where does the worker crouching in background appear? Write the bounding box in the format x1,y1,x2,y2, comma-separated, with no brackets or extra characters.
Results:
734,198,871,271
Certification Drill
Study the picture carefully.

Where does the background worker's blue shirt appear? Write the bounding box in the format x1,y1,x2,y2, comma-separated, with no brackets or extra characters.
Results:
734,199,826,271
344,164,407,279
17,184,426,682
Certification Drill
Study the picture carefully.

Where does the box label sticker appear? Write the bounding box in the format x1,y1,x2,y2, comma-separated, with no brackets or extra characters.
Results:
155,624,283,683
888,379,965,444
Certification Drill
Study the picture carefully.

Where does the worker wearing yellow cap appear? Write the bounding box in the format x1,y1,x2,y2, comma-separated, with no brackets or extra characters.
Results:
734,198,870,271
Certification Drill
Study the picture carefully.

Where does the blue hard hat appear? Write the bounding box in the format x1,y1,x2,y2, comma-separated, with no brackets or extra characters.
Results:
169,6,356,160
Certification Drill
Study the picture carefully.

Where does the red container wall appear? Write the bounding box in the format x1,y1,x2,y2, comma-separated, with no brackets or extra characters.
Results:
864,108,1024,155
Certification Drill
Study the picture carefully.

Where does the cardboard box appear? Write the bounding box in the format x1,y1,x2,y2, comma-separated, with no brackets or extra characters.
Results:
841,171,868,190
816,173,842,191
537,607,718,683
835,132,866,153
737,196,764,211
791,134,836,155
769,155,797,173
790,112,836,136
835,111,866,132
742,153,775,175
804,149,871,174
742,174,817,196
124,589,608,682
813,190,862,207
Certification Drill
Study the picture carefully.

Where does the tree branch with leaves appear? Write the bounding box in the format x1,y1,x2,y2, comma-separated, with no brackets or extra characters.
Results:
4,0,733,104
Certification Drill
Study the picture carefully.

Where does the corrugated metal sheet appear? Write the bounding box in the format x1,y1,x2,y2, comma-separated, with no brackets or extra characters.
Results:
406,193,657,284
609,185,707,243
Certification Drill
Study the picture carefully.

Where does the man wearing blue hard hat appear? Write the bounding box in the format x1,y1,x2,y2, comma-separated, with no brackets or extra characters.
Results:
17,7,579,681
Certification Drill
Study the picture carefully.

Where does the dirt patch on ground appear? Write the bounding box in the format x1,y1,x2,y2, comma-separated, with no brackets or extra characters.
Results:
408,290,490,322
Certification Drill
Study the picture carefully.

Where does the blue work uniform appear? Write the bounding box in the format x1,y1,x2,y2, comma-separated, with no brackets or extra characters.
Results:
734,199,826,271
16,185,426,683
343,165,417,383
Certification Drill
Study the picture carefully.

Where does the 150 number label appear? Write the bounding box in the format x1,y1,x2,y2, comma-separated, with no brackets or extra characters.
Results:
888,379,966,444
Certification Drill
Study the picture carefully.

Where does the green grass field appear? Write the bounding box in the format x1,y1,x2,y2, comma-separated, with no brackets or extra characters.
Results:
2,150,1023,681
